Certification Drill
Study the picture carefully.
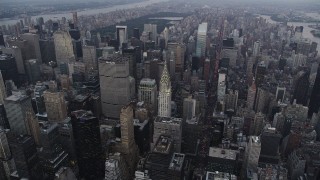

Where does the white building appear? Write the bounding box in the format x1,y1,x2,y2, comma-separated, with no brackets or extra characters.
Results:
196,22,208,57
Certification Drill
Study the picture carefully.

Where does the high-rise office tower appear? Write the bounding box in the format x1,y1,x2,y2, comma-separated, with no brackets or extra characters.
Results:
259,128,281,164
39,38,56,64
158,61,171,118
1,46,25,75
217,72,227,102
71,110,103,179
99,54,135,119
34,82,46,116
0,54,19,85
144,24,157,42
0,104,9,129
82,45,97,70
247,82,256,110
167,43,186,73
53,30,75,63
138,78,158,108
245,136,261,172
57,118,77,161
0,129,15,180
9,135,40,179
196,22,208,58
20,33,42,63
255,87,269,113
292,53,307,68
275,87,286,103
255,61,266,87
115,105,139,177
246,57,254,85
183,96,196,120
25,59,41,84
153,117,182,153
253,112,265,135
253,41,260,57
0,71,7,104
309,65,320,117
105,153,129,180
7,38,27,61
116,26,128,49
4,92,32,135
133,28,140,39
25,109,40,146
292,71,309,106
43,91,67,122
72,12,78,28
38,122,68,179
224,89,238,112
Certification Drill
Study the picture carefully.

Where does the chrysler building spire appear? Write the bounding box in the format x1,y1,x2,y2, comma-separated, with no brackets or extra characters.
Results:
158,61,171,117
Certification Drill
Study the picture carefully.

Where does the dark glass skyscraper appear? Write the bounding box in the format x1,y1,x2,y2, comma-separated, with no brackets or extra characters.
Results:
0,54,19,85
292,71,309,106
9,135,41,179
71,110,103,179
309,65,320,116
0,104,10,129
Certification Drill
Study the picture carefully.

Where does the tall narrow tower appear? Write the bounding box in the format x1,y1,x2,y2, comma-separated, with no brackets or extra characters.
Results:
158,61,171,118
0,71,6,104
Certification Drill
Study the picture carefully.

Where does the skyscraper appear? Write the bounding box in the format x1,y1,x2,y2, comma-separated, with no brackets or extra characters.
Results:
38,122,68,178
253,41,260,57
245,136,261,172
259,128,281,164
116,26,128,49
4,92,32,135
183,96,196,120
99,54,135,119
71,110,103,179
114,105,139,177
0,54,19,85
292,71,309,106
43,91,67,122
0,71,6,105
9,135,40,179
158,61,171,118
53,30,75,63
247,82,256,110
82,45,97,70
138,78,158,108
20,33,42,63
309,64,320,117
144,24,157,42
196,22,208,58
0,104,9,129
275,87,286,103
255,61,266,87
0,128,15,180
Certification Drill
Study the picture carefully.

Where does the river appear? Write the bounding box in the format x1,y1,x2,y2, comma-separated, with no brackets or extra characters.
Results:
0,0,169,26
259,15,320,51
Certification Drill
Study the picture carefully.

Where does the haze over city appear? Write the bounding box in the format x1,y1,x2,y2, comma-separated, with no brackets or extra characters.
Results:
0,0,319,179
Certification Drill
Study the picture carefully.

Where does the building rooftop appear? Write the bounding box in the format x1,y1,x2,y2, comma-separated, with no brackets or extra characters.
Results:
198,22,208,34
206,171,237,180
5,92,28,102
98,54,129,63
140,78,156,86
168,153,185,171
154,116,182,125
153,135,173,154
208,147,238,160
39,122,59,134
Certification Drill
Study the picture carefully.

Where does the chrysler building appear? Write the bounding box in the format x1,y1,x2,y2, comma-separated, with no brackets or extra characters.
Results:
158,61,171,118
